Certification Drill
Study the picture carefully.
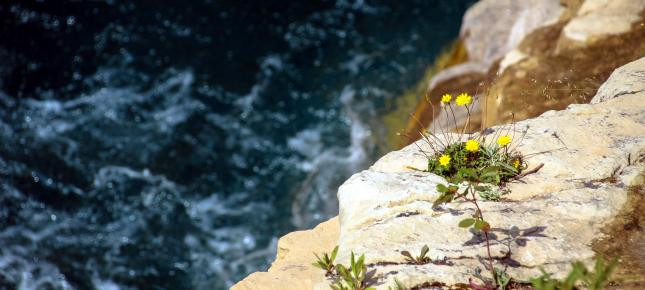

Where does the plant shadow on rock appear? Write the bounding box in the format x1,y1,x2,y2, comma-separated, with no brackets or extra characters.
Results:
464,225,549,268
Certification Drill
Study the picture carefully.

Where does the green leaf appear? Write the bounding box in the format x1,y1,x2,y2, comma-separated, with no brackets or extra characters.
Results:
420,245,429,259
474,185,490,192
330,246,339,262
400,251,413,260
436,183,448,193
458,218,476,228
499,162,518,174
336,264,349,278
432,193,454,208
474,219,491,232
449,175,463,184
357,254,365,270
458,168,476,179
312,262,324,269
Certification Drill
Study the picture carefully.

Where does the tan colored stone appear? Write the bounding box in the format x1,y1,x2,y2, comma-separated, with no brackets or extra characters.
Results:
498,49,528,74
461,0,564,66
591,57,645,104
563,0,645,43
230,217,339,290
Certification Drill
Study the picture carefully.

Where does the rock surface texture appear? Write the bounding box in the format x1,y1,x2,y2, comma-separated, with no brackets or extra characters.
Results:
591,58,645,104
563,0,645,43
231,217,338,290
233,57,645,289
425,0,564,91
460,0,564,68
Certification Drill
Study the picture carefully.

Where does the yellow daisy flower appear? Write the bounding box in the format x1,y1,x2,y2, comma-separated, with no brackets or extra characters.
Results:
497,135,512,147
441,94,452,103
513,159,520,169
464,139,479,152
455,93,472,106
438,154,451,167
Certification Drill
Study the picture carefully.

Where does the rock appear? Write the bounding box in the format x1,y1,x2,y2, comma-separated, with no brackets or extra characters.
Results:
482,12,645,128
563,0,645,43
460,0,564,67
425,0,564,92
591,57,645,104
230,217,338,290
414,0,565,141
407,0,645,143
328,91,644,289
498,49,528,74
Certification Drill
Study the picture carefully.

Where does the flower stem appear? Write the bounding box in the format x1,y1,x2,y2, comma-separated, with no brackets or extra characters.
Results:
469,185,496,282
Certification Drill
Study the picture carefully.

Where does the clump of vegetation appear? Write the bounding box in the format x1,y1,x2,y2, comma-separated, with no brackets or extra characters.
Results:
332,252,375,290
530,258,617,290
313,248,374,290
313,245,339,276
433,166,505,285
400,245,431,265
425,92,532,289
388,278,406,290
418,93,525,185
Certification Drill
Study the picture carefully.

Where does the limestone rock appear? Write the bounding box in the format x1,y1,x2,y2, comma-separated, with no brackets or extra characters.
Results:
426,0,564,93
498,49,528,74
460,0,564,67
563,0,645,43
421,0,565,136
592,57,645,104
230,217,338,290
481,9,645,128
329,91,644,289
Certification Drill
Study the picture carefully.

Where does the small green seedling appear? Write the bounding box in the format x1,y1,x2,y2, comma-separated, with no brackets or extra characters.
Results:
494,268,511,290
313,246,339,276
332,252,375,290
400,245,431,265
530,257,617,290
388,278,406,290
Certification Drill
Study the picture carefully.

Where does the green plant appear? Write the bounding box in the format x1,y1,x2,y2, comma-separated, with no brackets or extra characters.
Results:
426,140,522,184
494,268,511,290
530,258,617,290
434,166,513,285
477,185,504,201
332,252,375,290
388,278,406,290
400,245,431,265
416,92,525,185
313,246,339,276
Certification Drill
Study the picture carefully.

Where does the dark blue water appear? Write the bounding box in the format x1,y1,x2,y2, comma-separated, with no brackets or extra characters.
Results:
0,1,473,289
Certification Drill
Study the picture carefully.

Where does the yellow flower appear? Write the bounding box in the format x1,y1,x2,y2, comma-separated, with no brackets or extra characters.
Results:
441,94,452,103
497,135,512,147
455,93,472,106
438,154,451,167
513,159,521,169
464,139,479,152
